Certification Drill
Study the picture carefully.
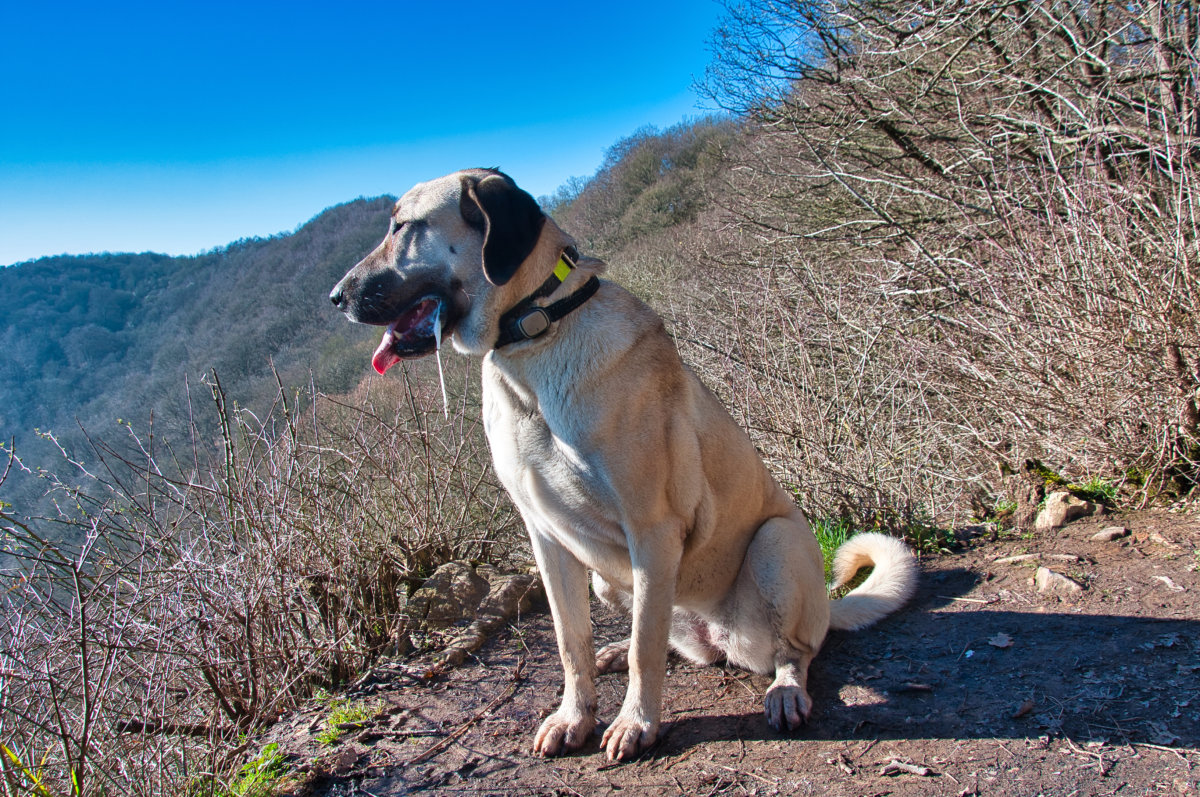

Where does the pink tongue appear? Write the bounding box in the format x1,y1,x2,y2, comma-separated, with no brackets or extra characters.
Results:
369,297,442,375
372,325,403,375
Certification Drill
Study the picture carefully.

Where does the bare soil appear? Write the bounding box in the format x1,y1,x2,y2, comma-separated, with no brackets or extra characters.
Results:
270,508,1200,796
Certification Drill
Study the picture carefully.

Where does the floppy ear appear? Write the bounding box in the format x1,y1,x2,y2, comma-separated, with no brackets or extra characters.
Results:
459,173,546,286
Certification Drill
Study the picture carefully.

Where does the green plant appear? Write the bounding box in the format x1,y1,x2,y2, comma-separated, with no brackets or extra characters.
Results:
992,498,1017,516
981,497,1018,528
1069,476,1118,505
902,516,956,557
810,516,853,583
226,743,287,797
1,743,55,797
316,699,378,747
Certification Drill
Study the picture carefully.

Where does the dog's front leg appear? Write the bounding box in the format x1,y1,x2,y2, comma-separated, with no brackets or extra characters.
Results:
529,529,597,757
600,532,681,761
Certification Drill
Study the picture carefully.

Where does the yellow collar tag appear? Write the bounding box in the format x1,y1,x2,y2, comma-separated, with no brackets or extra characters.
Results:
553,257,572,283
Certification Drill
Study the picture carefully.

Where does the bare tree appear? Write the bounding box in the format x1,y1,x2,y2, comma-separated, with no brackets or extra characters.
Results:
697,0,1200,514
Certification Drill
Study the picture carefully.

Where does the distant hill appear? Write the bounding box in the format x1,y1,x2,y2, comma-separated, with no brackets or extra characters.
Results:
0,196,394,505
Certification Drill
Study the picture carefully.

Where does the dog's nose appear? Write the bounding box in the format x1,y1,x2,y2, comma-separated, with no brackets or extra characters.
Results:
330,285,346,310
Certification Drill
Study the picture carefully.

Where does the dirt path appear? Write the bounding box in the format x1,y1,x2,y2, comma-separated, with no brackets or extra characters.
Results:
274,509,1200,796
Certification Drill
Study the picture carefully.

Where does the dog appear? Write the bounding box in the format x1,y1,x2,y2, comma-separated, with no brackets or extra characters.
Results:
330,169,918,761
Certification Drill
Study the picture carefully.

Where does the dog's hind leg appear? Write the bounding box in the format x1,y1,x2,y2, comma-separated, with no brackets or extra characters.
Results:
530,528,598,757
593,573,721,673
730,511,831,732
593,573,633,673
764,647,820,731
668,609,724,666
593,568,724,675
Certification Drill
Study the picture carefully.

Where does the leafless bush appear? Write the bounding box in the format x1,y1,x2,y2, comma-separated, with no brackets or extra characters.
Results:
659,219,969,530
0,360,517,795
696,0,1200,515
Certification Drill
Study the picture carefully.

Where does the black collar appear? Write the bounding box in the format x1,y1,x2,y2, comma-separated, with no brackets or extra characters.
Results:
494,247,600,349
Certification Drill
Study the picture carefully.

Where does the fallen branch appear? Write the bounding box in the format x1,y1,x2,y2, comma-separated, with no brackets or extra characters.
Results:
881,758,936,777
1063,738,1110,776
407,656,526,766
114,719,214,738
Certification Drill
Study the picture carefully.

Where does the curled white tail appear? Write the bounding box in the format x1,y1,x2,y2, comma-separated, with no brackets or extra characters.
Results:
828,532,918,631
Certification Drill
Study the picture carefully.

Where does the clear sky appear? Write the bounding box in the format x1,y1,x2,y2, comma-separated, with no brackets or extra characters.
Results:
0,0,725,266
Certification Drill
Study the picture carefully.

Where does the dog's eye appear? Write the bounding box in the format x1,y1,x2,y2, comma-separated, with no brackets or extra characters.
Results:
391,221,405,235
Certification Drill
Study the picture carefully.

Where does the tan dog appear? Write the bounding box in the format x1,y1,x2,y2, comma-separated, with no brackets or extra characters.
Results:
331,169,917,761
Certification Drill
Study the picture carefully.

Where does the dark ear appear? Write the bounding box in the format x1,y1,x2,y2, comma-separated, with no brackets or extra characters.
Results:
459,173,546,286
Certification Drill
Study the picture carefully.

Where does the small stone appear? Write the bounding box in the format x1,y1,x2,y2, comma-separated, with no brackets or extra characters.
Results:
1034,491,1096,532
1153,575,1185,592
1035,566,1083,595
994,553,1040,564
1091,526,1130,542
332,747,359,775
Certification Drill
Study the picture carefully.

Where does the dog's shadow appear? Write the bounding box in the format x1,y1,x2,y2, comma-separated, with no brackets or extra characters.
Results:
589,566,1199,756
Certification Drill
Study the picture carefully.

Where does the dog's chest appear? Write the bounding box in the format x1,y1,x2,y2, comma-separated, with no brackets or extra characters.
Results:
482,373,625,552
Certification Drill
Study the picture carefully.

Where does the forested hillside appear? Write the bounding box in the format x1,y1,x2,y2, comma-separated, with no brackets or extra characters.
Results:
0,197,392,504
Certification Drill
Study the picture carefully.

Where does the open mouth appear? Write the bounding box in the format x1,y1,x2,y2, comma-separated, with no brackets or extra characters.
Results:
371,296,450,374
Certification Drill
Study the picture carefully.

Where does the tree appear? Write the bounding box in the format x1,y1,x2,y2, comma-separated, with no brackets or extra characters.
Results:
700,0,1200,511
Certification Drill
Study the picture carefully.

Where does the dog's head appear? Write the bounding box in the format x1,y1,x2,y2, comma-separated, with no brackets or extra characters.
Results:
330,168,566,373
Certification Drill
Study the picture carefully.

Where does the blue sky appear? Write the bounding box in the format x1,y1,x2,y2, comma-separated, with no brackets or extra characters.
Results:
0,1,725,266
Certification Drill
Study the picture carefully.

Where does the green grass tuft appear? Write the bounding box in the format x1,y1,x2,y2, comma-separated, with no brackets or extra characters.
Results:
991,497,1018,517
810,516,854,583
225,743,287,797
316,699,378,747
1069,476,1117,504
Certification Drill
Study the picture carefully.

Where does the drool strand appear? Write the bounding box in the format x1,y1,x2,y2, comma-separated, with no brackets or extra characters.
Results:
433,302,449,419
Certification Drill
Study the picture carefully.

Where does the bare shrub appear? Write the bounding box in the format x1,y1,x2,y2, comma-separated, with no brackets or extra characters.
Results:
0,359,517,794
697,0,1200,515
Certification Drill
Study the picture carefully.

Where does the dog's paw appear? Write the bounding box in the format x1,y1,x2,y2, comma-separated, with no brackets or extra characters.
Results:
764,683,811,732
532,710,597,757
595,639,631,673
600,713,657,761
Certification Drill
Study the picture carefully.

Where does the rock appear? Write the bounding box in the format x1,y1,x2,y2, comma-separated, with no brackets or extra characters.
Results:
329,746,360,775
437,571,544,668
407,561,491,629
1034,491,1096,532
994,553,1040,564
1091,526,1130,542
1034,566,1083,596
